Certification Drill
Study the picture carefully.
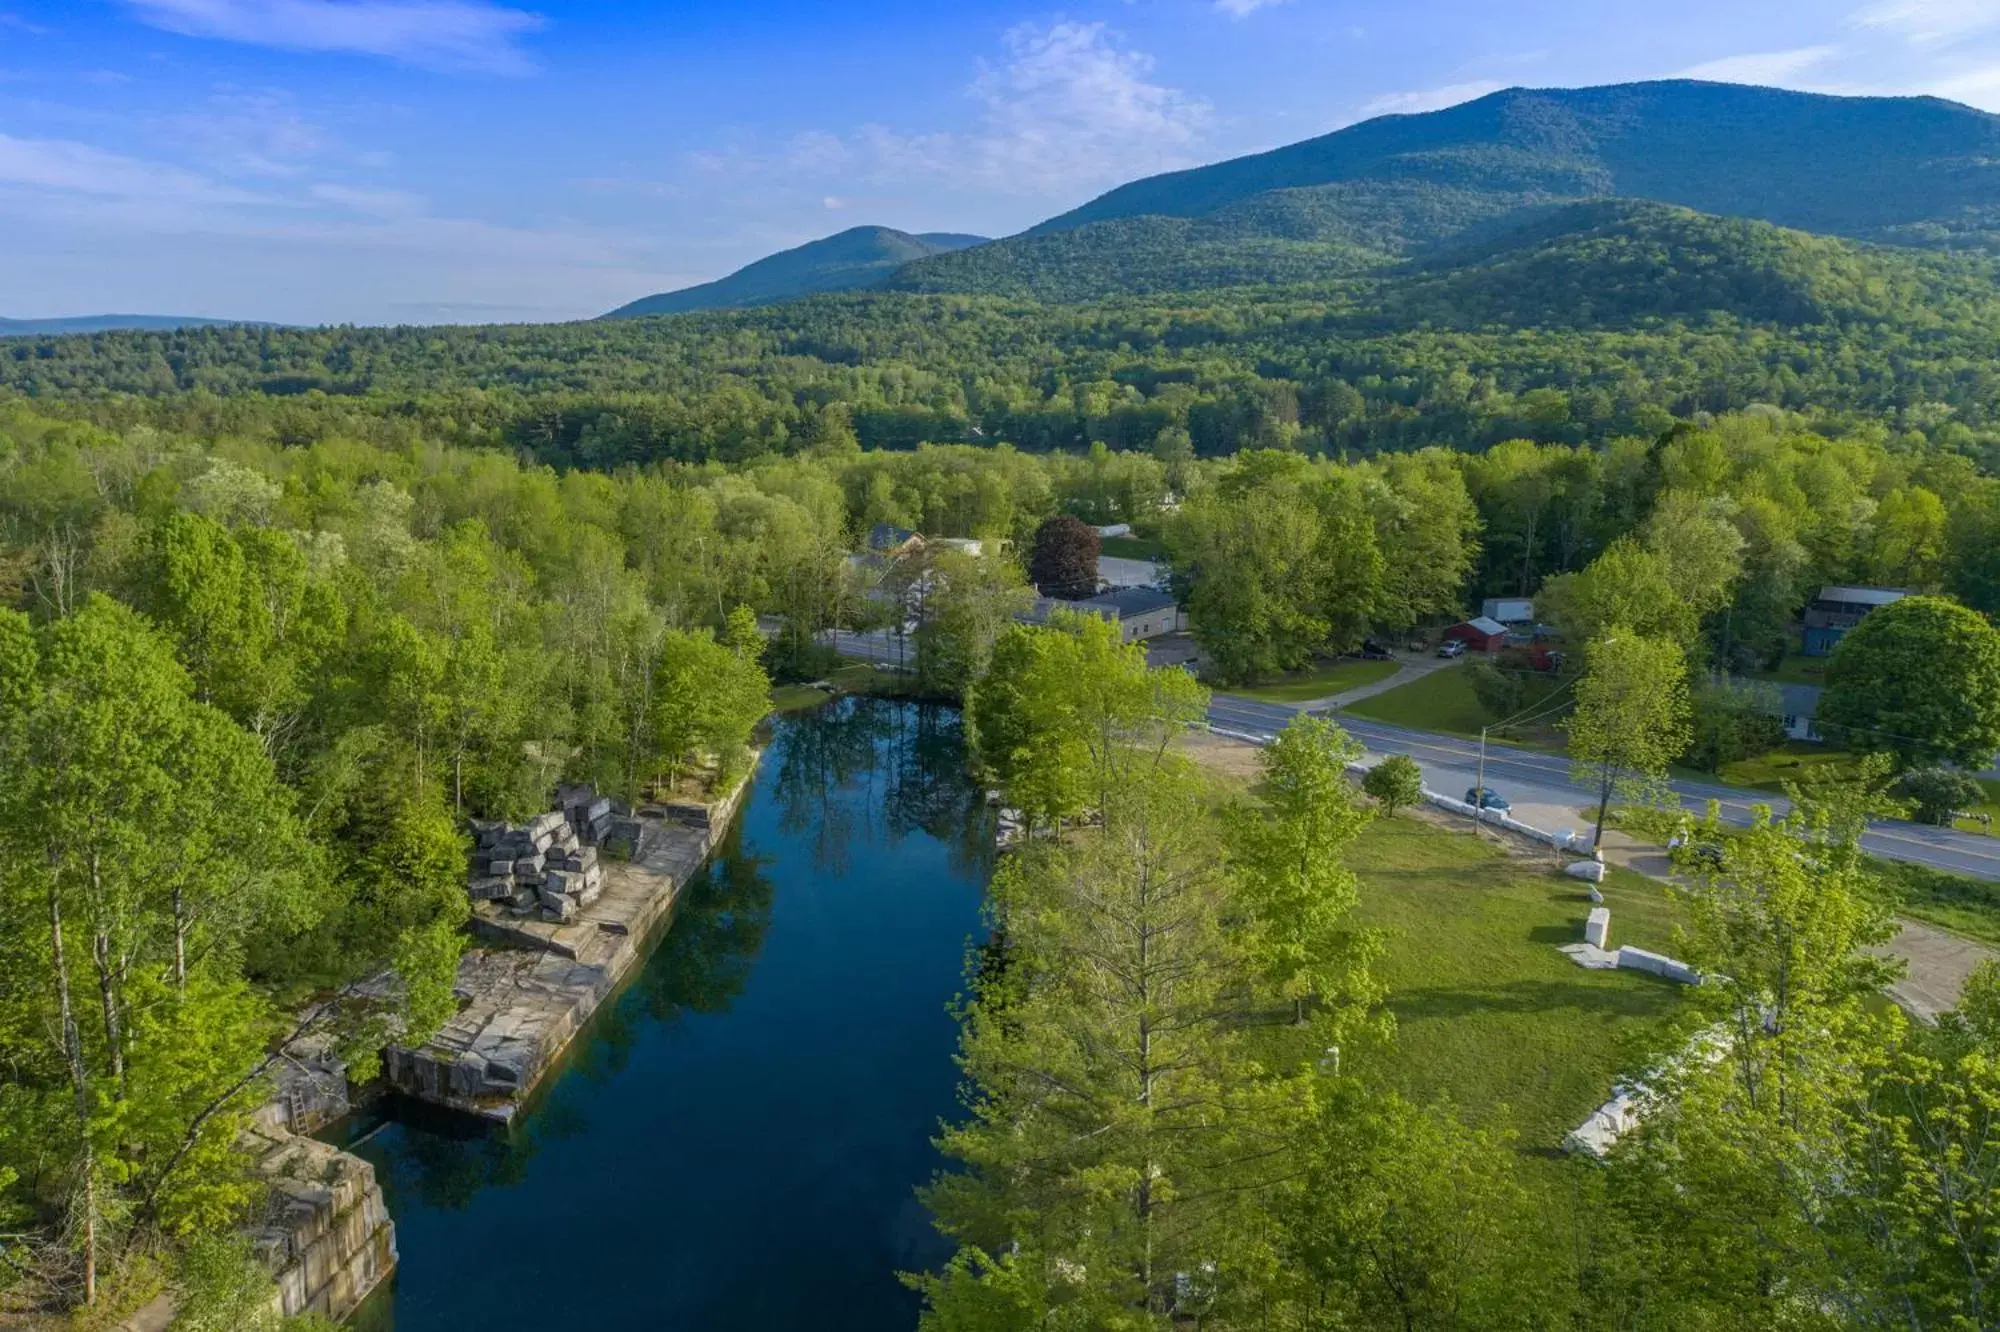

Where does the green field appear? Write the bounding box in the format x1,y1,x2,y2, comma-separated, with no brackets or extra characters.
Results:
1235,658,1401,704
1346,814,1688,1151
1341,663,1568,748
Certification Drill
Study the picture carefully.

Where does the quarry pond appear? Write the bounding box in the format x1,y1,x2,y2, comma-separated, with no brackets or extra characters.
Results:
336,698,992,1331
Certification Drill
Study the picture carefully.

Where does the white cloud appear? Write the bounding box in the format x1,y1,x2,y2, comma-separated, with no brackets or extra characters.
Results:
1678,45,1841,84
160,90,329,177
1852,0,2000,46
1358,79,1505,118
122,0,545,74
0,131,266,205
959,21,1210,187
848,22,1210,195
310,182,425,216
1213,0,1290,17
1927,62,2000,104
700,22,1210,202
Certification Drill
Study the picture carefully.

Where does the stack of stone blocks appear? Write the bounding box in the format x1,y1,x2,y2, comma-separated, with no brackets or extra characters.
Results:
467,790,621,923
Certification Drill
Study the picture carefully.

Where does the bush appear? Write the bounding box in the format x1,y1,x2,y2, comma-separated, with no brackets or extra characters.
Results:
1466,660,1527,723
1362,754,1425,816
1682,680,1788,773
1895,767,1986,827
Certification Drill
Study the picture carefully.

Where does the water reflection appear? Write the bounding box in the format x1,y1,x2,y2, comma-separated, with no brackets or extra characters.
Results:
771,696,994,881
339,698,986,1332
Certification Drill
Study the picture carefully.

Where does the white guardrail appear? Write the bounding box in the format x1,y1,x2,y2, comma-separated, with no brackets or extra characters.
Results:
1208,726,1598,860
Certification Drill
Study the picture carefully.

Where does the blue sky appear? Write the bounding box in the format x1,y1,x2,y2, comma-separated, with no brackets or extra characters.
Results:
4,0,1999,324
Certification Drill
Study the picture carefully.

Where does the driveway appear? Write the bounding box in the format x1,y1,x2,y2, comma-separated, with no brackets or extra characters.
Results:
1307,650,1464,709
1098,555,1162,588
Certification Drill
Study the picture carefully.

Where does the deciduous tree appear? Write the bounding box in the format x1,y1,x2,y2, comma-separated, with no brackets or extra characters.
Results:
1028,513,1100,600
1819,594,2000,769
1568,630,1692,845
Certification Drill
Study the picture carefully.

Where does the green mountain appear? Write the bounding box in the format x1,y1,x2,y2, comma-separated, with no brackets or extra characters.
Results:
604,226,987,317
1035,80,2000,247
0,314,264,337
891,80,2000,301
1381,199,2000,332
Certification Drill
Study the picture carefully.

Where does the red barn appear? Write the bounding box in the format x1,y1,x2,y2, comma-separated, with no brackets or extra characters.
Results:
1444,616,1509,653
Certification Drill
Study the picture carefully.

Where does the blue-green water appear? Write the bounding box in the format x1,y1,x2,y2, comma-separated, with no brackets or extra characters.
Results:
339,699,990,1331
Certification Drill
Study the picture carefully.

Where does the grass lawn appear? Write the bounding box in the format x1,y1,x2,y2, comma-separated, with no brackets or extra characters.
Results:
1956,779,2000,837
1345,814,1689,1153
1872,856,2000,946
1235,658,1400,704
1342,664,1489,732
769,683,832,712
1100,534,1166,560
1342,663,1567,748
1714,743,1861,792
1748,651,1831,687
1715,751,2000,838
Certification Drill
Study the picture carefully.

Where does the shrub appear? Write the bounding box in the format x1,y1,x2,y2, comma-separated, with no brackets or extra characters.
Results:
1362,754,1425,816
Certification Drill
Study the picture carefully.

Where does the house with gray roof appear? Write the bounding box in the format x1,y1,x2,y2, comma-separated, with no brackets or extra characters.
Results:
1019,586,1186,643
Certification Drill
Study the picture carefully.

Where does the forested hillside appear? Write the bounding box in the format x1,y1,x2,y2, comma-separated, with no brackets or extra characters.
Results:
1034,80,2000,251
1387,200,2000,330
0,315,267,337
603,226,988,317
9,253,2000,469
586,82,2000,315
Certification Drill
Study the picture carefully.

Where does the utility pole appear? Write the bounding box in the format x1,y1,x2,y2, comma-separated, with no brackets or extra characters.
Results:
1473,725,1489,837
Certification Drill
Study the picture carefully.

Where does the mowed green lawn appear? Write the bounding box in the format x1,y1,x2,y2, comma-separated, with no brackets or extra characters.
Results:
1342,662,1569,749
1345,814,1688,1152
1718,748,2000,838
1342,662,1491,732
1235,658,1401,704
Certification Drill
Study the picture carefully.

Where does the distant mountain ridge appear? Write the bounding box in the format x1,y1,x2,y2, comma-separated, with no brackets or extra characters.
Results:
883,80,2000,302
603,226,987,317
1030,80,2000,248
0,314,267,337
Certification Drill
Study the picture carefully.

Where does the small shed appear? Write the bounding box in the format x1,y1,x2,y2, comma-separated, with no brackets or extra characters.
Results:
1445,616,1509,653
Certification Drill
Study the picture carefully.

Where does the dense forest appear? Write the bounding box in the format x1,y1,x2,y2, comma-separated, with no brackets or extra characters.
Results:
9,208,2000,474
4,323,2000,1323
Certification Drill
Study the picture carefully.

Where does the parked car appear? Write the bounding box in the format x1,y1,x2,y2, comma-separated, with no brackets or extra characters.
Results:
1437,640,1466,658
1406,636,1428,652
1464,786,1510,812
1358,638,1393,661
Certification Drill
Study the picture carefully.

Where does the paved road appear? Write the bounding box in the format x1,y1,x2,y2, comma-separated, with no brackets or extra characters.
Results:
814,632,2000,882
821,628,915,669
1208,693,2000,882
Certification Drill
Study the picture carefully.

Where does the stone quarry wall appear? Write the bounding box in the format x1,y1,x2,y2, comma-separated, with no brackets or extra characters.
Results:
242,1113,395,1321
383,764,758,1121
